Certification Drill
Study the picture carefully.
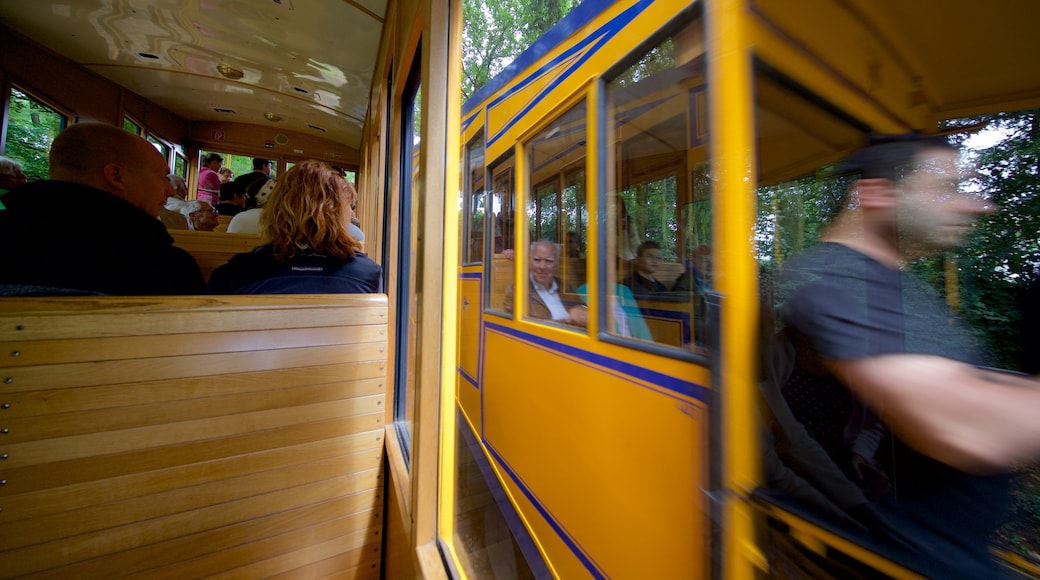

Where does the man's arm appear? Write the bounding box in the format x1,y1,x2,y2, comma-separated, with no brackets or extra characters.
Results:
829,354,1040,473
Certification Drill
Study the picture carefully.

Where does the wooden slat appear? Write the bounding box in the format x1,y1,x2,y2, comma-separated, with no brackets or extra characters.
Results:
1,324,386,367
6,380,384,443
0,295,389,339
1,454,383,550
4,362,385,417
209,529,381,580
4,416,383,496
264,536,384,580
5,403,384,469
4,498,381,579
3,343,387,392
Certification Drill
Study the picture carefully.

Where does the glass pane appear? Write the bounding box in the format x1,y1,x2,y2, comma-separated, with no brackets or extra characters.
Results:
488,155,516,313
173,154,187,178
3,86,66,183
123,117,142,135
393,70,422,464
517,101,587,329
464,132,486,264
147,134,170,165
452,411,548,579
606,19,707,350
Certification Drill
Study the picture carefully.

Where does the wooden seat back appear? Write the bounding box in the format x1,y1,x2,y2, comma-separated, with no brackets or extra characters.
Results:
0,294,388,578
169,230,262,282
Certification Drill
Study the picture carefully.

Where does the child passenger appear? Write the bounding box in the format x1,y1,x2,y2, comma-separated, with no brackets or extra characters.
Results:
208,160,381,294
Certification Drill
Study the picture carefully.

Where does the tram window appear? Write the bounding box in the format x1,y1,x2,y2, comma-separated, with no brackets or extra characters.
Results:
519,101,588,329
123,117,142,135
3,86,67,183
486,153,516,313
173,153,187,178
604,14,707,351
463,131,486,265
147,134,171,166
392,63,422,464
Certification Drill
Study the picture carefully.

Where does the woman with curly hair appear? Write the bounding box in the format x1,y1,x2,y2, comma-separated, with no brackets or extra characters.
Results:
208,160,381,294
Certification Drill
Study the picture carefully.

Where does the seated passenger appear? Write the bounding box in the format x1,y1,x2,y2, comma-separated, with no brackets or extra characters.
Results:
226,177,273,234
623,240,669,296
0,155,27,210
164,197,219,232
158,174,191,230
575,282,651,340
208,160,381,294
0,122,205,295
503,240,587,327
215,181,246,216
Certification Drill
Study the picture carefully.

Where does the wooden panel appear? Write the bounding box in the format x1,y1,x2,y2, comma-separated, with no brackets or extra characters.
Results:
169,230,262,282
0,295,389,578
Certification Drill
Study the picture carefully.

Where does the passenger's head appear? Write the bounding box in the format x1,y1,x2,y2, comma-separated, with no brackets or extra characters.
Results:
50,122,174,217
840,133,991,253
246,176,275,208
0,155,27,190
218,166,234,183
189,201,219,231
635,240,663,276
166,174,188,200
252,158,272,175
202,152,223,171
219,181,246,206
529,240,559,288
261,160,360,260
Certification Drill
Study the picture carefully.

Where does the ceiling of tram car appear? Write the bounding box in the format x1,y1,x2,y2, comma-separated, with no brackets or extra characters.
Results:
753,0,1040,126
0,0,387,149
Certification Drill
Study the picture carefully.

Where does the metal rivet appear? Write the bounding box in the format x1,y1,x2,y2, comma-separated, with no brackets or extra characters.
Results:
0,480,6,485
15,325,23,331
9,351,18,358
1,454,8,460
1,429,7,434
3,378,12,384
0,403,8,409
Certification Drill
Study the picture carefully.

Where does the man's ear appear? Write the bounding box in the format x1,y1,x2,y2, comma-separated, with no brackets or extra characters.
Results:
855,178,897,210
101,162,127,193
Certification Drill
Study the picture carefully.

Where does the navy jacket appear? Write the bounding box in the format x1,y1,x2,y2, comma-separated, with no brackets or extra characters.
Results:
209,244,382,294
0,181,205,295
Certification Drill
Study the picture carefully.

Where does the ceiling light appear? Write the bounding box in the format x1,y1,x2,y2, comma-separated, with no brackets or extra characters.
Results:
216,63,244,80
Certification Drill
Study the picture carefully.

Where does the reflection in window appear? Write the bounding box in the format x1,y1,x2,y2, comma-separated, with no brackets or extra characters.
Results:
393,59,422,465
3,86,67,183
464,132,486,265
605,15,708,351
513,101,587,330
452,411,547,579
487,154,516,313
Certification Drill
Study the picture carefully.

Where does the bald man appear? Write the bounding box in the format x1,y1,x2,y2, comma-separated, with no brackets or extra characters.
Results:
0,122,205,295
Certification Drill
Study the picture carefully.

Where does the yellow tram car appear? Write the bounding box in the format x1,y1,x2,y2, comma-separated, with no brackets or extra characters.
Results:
0,0,1038,578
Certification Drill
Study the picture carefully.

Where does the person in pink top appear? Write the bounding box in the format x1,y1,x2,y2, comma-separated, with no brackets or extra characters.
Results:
196,152,223,205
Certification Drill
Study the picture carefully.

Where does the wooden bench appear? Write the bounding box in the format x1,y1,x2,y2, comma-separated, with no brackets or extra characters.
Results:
169,230,262,282
0,294,388,578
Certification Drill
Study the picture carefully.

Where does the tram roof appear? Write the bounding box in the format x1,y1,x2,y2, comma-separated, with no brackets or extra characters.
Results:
463,0,1040,128
0,0,387,149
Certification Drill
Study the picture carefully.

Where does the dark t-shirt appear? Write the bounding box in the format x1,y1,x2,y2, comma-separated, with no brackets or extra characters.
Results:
0,181,205,295
777,242,1010,579
208,244,382,294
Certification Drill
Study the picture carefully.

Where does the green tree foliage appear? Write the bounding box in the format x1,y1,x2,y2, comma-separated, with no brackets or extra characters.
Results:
944,110,1040,369
462,0,580,101
3,88,65,182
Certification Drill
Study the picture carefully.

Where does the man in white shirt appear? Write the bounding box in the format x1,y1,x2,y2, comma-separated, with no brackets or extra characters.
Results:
504,240,586,327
